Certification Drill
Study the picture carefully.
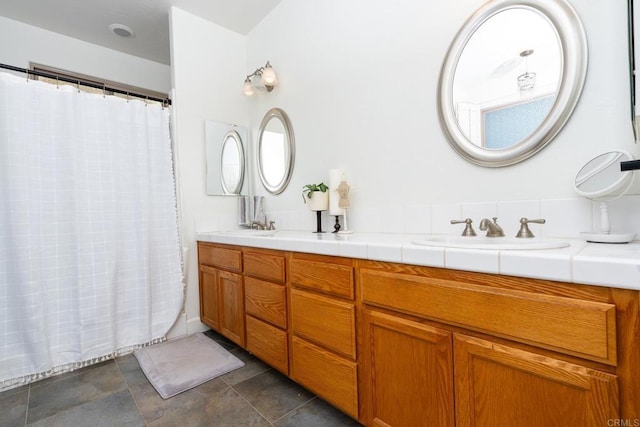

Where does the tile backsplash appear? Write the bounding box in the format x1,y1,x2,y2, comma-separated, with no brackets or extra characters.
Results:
195,195,640,241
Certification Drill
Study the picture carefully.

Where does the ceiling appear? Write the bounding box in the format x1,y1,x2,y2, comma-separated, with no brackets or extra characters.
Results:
0,0,283,65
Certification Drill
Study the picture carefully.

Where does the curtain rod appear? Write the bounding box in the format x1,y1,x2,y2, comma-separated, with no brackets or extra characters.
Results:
0,63,171,106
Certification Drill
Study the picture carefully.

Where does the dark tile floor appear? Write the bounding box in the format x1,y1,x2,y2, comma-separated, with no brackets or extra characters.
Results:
0,330,360,427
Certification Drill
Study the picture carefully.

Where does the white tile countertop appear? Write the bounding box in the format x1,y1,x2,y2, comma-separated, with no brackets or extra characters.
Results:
195,230,640,291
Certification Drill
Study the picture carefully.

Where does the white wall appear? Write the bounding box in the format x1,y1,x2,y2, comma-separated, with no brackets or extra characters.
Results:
4,1,638,339
244,0,640,235
0,16,170,94
169,7,249,336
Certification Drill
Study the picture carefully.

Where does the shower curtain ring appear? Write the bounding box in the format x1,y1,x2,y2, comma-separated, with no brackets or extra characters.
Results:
25,69,29,82
102,84,106,98
56,76,59,89
76,80,81,93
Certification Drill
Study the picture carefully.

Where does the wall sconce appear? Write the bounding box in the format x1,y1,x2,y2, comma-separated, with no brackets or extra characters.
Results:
243,61,278,96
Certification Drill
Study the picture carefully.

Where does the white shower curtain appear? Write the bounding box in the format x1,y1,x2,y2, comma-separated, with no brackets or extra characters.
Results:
0,72,184,389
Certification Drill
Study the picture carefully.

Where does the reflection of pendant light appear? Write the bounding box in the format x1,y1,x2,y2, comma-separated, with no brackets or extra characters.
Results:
517,49,536,98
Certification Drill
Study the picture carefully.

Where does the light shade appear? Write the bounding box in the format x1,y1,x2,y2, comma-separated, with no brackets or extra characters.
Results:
261,62,278,86
517,49,535,98
242,78,254,96
517,72,536,97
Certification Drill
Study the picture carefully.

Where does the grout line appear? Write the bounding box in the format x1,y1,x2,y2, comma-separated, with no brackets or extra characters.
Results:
24,384,30,427
269,395,318,425
227,385,275,426
114,356,153,426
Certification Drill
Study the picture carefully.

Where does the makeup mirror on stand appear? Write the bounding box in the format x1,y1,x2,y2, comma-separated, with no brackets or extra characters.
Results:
574,151,636,243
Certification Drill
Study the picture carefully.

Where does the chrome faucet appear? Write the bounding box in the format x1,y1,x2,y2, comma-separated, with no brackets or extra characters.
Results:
251,220,276,231
250,221,266,230
479,217,505,237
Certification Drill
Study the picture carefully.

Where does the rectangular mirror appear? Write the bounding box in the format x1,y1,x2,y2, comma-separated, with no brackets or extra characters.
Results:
205,121,249,195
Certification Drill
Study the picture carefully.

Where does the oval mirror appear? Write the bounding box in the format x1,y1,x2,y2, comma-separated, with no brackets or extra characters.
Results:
220,130,245,194
438,0,588,167
257,108,295,194
205,121,248,196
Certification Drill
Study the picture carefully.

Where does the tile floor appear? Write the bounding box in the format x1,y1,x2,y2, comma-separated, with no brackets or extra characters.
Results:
0,330,360,426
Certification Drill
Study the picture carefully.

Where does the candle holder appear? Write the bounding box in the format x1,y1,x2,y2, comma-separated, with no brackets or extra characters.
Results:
332,216,341,233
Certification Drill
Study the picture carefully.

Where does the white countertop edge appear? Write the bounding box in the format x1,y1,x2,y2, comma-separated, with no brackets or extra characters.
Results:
195,231,640,291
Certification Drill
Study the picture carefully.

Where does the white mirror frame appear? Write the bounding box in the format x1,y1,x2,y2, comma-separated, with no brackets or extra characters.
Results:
438,0,588,167
257,108,296,194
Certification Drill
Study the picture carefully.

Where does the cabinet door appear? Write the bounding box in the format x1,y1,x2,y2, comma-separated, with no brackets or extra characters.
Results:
454,334,619,427
199,265,219,331
361,309,454,427
218,270,245,347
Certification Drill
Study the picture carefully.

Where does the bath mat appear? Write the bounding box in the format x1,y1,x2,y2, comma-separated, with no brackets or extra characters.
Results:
134,332,244,399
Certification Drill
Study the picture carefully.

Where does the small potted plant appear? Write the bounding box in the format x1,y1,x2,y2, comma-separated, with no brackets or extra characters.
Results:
302,182,329,211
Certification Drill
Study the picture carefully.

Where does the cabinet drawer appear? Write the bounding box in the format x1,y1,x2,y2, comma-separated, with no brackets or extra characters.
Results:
245,277,287,329
360,268,617,365
290,257,353,299
244,251,285,283
290,336,358,419
198,243,242,273
246,315,288,375
290,289,356,359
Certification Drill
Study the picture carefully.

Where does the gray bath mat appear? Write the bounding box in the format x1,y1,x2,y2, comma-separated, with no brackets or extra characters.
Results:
134,332,244,399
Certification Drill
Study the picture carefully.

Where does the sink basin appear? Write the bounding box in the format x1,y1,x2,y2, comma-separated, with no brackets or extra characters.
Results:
412,235,569,250
219,229,277,237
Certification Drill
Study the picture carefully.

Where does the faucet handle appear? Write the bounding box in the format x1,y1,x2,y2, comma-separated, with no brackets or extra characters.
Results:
267,221,276,231
451,218,477,237
516,218,546,238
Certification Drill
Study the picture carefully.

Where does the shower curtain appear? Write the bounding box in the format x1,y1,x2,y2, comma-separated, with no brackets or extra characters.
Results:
0,72,184,389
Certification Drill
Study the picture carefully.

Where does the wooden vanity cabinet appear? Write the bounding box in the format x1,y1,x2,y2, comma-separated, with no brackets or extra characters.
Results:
198,242,245,347
244,249,288,374
357,260,635,427
289,253,359,419
198,242,639,425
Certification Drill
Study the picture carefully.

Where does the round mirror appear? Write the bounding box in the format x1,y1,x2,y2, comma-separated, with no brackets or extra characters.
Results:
220,130,245,194
438,0,587,167
575,151,634,200
257,108,295,194
574,151,636,243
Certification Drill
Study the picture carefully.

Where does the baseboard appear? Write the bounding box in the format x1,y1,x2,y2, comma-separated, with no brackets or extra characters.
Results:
187,317,209,335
